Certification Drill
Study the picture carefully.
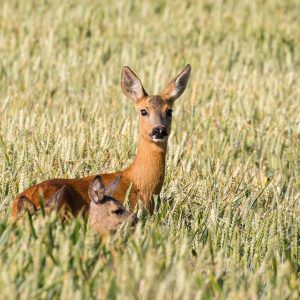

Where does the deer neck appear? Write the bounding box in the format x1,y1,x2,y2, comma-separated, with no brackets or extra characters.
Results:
124,135,167,199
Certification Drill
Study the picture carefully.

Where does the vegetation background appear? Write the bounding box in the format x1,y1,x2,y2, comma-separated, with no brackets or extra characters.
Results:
0,0,299,299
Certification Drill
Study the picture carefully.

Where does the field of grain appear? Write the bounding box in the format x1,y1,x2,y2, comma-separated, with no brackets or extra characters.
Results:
0,0,299,299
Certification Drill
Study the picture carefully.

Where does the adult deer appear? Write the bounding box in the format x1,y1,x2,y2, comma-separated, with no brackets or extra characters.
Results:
11,64,191,218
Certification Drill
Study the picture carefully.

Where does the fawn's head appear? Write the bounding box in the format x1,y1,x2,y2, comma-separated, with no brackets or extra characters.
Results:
121,64,191,144
89,175,138,235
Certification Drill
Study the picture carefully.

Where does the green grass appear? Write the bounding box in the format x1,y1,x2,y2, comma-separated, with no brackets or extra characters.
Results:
0,0,300,299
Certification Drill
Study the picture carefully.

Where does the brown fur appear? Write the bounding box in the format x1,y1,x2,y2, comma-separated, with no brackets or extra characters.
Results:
11,65,191,218
16,176,138,235
88,176,138,235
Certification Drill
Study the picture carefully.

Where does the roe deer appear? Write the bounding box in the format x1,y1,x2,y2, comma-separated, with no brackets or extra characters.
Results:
88,175,138,235
17,176,138,234
11,64,191,218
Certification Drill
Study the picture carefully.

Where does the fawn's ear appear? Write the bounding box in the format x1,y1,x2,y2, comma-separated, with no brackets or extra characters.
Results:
18,196,36,214
46,186,68,209
105,175,121,197
121,66,148,101
89,176,106,204
161,64,191,102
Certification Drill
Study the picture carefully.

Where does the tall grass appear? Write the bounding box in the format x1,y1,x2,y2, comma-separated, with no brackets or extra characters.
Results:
0,0,299,299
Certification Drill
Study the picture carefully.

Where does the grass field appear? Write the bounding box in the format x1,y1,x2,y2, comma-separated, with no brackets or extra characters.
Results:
0,0,300,299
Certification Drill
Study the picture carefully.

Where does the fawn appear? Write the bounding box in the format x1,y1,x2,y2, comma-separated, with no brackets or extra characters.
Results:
88,176,138,235
17,175,138,234
11,64,191,218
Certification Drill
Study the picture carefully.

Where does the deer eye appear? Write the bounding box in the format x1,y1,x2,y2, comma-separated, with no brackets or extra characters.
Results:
140,109,148,116
166,109,173,117
113,208,124,215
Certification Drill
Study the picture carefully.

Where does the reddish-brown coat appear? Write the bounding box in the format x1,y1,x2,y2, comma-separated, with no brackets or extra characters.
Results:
11,139,165,218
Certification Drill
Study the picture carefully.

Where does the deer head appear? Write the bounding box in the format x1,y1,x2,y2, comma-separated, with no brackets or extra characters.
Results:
121,64,191,144
88,175,138,235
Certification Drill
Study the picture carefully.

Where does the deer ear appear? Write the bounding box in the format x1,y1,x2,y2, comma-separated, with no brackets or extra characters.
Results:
121,66,148,101
105,175,121,197
18,196,36,214
45,186,68,209
89,176,106,204
161,64,191,102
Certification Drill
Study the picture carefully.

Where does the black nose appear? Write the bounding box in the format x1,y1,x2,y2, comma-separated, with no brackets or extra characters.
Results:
152,126,167,139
